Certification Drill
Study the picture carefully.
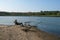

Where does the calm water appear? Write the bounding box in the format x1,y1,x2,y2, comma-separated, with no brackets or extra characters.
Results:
0,16,60,36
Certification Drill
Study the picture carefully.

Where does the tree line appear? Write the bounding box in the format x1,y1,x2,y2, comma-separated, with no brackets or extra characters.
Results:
0,11,60,16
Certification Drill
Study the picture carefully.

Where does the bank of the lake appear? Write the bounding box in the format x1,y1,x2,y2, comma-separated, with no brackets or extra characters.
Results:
0,25,60,40
0,11,60,17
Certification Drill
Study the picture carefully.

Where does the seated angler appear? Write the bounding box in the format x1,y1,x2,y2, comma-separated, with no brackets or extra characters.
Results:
14,19,23,26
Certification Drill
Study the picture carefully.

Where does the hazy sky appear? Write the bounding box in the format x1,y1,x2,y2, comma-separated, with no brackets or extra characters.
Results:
0,0,60,12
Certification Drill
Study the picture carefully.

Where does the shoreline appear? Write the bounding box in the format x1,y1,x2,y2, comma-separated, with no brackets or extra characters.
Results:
0,25,60,40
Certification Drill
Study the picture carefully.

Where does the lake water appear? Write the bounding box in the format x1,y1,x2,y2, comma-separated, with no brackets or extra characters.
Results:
0,16,60,36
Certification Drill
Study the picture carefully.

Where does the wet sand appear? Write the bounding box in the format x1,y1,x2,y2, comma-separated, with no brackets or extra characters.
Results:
0,25,60,40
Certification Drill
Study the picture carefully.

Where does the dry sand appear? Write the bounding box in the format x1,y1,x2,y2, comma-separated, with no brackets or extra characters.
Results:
0,25,60,40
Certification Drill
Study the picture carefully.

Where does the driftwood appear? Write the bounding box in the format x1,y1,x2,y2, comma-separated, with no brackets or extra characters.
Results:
23,23,37,32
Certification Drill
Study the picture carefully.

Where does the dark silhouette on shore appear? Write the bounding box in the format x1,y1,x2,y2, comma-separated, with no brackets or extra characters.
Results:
14,19,23,26
14,19,37,32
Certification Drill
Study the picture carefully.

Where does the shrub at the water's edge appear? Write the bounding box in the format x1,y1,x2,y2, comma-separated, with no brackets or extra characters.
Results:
0,11,60,16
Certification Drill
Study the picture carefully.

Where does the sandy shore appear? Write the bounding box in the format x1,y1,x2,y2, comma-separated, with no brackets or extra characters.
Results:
0,25,60,40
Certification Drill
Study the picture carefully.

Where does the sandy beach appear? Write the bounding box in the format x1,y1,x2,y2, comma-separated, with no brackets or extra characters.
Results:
0,25,60,40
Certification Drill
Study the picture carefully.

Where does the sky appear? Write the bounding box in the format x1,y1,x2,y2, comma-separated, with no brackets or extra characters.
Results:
0,0,60,12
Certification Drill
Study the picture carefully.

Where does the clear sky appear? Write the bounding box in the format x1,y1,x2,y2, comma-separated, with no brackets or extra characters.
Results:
0,0,60,12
